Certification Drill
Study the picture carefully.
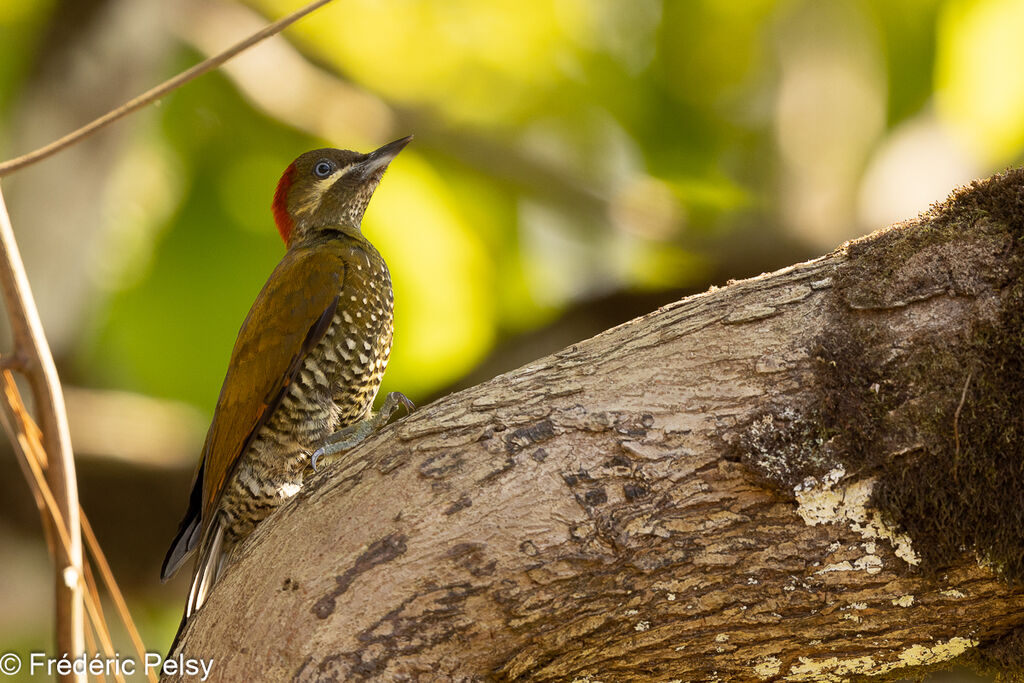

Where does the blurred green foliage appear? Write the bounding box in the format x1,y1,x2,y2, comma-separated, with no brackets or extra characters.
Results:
1,0,1023,420
0,0,53,113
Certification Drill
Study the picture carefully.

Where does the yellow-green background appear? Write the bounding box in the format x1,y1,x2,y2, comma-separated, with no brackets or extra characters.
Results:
1,0,1023,680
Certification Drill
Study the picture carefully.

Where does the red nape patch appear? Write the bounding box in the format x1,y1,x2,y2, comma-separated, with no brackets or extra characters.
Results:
272,162,296,244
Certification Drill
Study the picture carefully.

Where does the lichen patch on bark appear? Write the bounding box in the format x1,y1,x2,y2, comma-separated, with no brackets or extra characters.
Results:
783,637,977,682
794,468,920,567
753,656,783,680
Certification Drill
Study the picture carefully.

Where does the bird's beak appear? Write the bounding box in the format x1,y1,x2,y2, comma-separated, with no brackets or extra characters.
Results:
358,135,413,176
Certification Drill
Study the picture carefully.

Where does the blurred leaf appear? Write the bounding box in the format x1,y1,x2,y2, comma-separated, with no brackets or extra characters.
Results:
628,241,710,291
368,152,496,397
937,0,1024,164
0,0,54,116
24,0,1024,419
255,0,592,127
868,0,942,126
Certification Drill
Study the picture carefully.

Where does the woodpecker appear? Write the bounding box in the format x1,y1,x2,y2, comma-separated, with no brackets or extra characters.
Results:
161,136,415,620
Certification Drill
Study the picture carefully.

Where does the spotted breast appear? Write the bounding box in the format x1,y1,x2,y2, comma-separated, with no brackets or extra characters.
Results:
217,233,394,544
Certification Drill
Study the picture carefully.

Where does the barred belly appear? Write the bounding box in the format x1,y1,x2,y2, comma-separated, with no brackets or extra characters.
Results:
217,256,394,545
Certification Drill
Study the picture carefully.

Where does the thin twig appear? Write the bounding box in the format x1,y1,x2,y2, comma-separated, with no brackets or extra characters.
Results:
2,369,58,557
81,620,102,683
82,513,157,682
953,370,973,463
79,568,123,683
0,372,139,682
0,186,83,671
80,562,124,683
0,0,336,176
0,374,75,560
81,562,107,656
0,377,86,683
0,373,65,548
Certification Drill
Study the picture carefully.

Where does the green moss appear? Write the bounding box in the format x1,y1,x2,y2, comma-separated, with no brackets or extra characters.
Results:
742,167,1024,582
870,278,1024,579
852,169,1024,581
829,168,1024,675
737,168,1024,674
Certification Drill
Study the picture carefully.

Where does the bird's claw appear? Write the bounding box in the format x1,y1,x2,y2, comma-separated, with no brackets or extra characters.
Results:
311,447,327,472
382,391,416,420
310,392,416,472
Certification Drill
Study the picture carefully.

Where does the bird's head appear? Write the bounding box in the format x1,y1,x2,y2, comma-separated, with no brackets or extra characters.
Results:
272,135,412,245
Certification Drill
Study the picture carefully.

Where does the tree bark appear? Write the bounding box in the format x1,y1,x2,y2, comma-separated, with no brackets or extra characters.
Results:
169,169,1024,682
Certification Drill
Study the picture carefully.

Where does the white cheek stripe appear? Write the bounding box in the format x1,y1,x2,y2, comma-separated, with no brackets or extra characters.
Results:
294,171,345,216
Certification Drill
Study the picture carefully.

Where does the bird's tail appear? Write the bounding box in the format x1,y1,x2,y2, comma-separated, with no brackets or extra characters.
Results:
169,514,227,653
167,514,227,656
187,514,227,618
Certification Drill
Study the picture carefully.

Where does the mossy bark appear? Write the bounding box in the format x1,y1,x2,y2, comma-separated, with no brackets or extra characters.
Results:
168,170,1024,682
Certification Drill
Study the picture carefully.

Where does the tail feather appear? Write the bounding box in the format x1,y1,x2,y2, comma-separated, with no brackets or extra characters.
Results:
167,516,225,657
161,461,205,582
161,514,200,582
187,515,227,618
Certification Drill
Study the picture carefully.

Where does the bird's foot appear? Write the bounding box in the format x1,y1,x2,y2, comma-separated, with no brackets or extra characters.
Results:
311,392,415,471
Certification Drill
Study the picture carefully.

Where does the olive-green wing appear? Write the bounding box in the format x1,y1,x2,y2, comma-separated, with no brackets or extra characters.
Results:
199,244,348,527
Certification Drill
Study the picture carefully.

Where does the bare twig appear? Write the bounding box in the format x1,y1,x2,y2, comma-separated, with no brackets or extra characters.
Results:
0,0,336,176
0,372,70,549
1,369,58,558
0,187,83,673
79,573,122,683
82,513,156,682
953,369,973,463
81,564,111,664
1,371,155,681
81,621,102,683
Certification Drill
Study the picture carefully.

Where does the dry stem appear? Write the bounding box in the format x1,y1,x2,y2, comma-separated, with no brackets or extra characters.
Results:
0,188,83,677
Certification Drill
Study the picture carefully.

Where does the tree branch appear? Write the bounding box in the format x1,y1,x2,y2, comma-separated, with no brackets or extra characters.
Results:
172,169,1024,681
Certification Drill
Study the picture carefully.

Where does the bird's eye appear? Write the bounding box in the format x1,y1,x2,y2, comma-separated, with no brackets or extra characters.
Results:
313,160,334,178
